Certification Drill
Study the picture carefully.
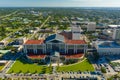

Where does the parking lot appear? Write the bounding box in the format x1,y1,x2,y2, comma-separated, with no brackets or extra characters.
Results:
5,71,105,80
97,57,115,74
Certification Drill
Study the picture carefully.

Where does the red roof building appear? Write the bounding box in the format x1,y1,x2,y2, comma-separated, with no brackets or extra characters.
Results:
25,40,44,44
64,53,84,59
24,33,87,60
27,53,46,59
65,39,86,44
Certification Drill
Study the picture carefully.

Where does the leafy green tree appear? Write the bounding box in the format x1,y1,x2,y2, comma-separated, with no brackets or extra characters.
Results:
0,26,6,36
101,67,106,73
11,47,17,55
93,52,99,61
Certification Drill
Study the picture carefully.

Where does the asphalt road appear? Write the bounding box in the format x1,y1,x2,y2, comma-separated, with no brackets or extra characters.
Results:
30,16,51,39
2,52,23,74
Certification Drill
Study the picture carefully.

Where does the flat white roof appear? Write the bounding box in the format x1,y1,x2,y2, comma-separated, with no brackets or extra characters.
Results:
0,60,7,63
88,22,96,24
108,25,120,28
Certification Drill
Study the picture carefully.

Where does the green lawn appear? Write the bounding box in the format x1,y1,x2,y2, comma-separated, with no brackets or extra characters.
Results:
8,60,52,74
57,59,94,72
0,65,5,71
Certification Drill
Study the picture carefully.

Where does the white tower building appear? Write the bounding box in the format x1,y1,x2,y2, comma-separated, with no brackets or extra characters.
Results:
87,22,96,31
112,28,120,40
72,25,81,40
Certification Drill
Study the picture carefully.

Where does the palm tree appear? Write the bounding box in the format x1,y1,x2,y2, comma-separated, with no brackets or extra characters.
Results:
0,25,6,36
57,62,59,68
49,62,52,68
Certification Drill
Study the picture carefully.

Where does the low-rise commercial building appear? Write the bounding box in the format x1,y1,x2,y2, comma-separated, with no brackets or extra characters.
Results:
93,41,120,55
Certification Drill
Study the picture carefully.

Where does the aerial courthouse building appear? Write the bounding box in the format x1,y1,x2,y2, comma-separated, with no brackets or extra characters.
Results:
23,24,87,61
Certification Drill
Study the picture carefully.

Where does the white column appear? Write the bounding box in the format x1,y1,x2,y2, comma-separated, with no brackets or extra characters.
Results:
66,44,68,54
51,43,52,49
42,44,44,54
59,43,61,52
51,43,52,52
44,44,46,54
33,45,37,54
76,45,77,53
24,45,27,53
74,44,75,53
65,44,66,54
84,45,87,54
33,45,36,54
35,45,37,54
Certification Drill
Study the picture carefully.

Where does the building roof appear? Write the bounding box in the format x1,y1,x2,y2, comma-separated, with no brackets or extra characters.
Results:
27,53,46,59
0,60,7,63
63,53,84,59
108,25,120,28
24,33,86,45
97,41,120,48
45,34,65,43
71,25,81,32
60,32,72,40
25,40,44,44
65,40,86,44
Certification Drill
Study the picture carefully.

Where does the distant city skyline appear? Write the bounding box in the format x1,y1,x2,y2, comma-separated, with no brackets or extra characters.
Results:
0,0,120,7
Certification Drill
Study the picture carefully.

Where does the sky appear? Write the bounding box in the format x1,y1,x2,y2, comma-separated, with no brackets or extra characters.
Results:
0,0,120,7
